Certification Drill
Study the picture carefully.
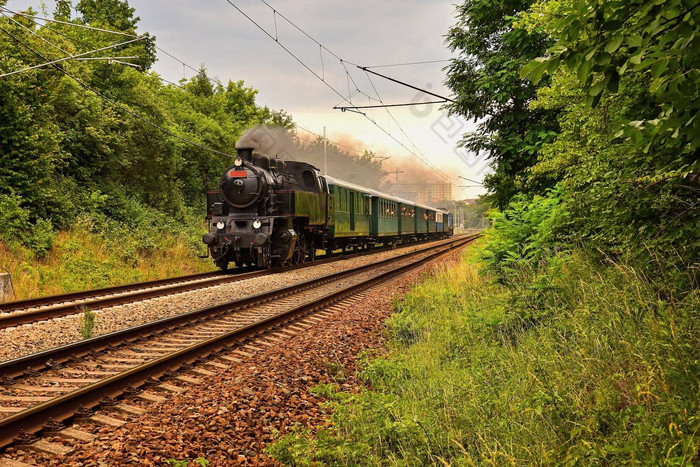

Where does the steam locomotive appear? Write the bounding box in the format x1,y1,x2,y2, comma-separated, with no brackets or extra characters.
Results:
203,145,453,270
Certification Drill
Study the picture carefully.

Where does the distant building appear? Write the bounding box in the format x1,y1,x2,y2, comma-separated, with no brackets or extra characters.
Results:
397,182,453,205
463,198,477,206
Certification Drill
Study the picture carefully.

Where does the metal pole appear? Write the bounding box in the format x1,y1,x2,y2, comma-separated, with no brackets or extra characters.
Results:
323,126,327,175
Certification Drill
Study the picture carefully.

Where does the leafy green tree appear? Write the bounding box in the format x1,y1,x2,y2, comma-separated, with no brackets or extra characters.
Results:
54,1,72,20
521,0,699,151
0,13,65,218
0,5,295,254
444,0,560,209
76,0,156,71
519,0,699,263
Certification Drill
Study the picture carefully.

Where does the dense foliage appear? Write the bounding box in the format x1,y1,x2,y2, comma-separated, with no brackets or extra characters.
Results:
0,1,383,264
519,0,699,265
444,0,560,209
0,2,284,254
448,0,699,264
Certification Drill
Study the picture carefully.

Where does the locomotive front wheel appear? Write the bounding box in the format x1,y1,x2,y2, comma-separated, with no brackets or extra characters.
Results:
293,236,306,264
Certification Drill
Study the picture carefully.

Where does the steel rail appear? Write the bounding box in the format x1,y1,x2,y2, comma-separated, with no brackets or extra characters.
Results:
0,234,479,378
0,234,477,449
0,235,463,328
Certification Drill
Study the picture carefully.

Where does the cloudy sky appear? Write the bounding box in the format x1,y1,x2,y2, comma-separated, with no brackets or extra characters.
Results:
5,0,488,199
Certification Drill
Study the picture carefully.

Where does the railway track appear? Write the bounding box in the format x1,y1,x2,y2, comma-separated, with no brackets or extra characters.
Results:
0,234,479,451
0,236,462,329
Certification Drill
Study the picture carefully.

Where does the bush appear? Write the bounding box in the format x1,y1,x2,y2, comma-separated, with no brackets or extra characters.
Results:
0,193,30,242
479,188,569,284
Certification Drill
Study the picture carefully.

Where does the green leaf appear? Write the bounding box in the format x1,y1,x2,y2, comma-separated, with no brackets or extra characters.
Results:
625,34,643,47
519,60,540,79
577,60,592,83
589,77,608,96
602,20,623,31
650,59,669,78
596,52,612,66
649,77,669,93
530,60,550,84
604,36,624,54
547,59,560,75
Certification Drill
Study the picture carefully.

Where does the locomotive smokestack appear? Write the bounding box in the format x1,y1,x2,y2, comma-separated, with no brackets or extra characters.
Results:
236,147,254,162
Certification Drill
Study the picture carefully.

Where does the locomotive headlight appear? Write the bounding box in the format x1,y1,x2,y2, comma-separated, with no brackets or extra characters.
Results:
216,221,226,230
234,158,243,167
253,219,262,229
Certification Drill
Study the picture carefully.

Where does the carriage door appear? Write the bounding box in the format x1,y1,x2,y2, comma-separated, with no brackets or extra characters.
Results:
349,191,356,231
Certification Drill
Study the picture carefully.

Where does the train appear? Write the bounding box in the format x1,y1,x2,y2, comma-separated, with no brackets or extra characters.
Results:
202,145,454,270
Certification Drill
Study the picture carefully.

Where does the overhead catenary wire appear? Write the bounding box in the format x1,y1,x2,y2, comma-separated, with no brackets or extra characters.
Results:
246,0,455,181
3,5,455,185
1,8,383,166
458,176,483,186
0,24,237,159
335,100,447,111
0,31,145,78
361,71,453,181
0,6,138,37
364,59,451,68
223,0,453,182
359,66,456,103
1,11,140,70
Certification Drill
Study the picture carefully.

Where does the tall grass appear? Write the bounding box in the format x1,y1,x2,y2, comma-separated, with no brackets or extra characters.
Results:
0,216,213,300
267,248,699,465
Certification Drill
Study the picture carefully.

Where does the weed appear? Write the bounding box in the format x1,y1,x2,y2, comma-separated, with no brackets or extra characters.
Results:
324,359,346,381
79,307,96,339
166,457,209,467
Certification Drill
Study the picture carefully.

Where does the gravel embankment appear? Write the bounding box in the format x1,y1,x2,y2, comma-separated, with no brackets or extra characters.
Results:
0,240,452,362
3,244,466,466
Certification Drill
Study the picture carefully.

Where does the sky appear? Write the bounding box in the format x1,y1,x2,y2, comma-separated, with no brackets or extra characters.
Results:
4,0,489,199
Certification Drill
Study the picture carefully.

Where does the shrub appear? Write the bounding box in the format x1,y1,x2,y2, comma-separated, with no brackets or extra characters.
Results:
479,188,569,284
79,307,96,339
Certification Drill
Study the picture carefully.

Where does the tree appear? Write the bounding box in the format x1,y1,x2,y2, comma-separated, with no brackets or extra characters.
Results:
521,0,700,152
519,0,700,263
76,0,156,71
444,0,560,209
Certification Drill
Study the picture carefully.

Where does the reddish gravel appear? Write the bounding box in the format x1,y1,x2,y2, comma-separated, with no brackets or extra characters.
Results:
6,248,465,467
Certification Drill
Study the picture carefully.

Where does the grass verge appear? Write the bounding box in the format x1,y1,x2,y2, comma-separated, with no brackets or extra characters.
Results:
267,247,699,465
0,216,213,300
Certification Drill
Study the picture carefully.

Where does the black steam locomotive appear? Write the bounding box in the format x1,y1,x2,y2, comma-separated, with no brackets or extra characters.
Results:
203,146,453,270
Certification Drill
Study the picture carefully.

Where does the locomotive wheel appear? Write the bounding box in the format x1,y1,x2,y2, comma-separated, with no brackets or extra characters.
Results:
299,236,307,264
293,236,306,264
309,239,316,262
